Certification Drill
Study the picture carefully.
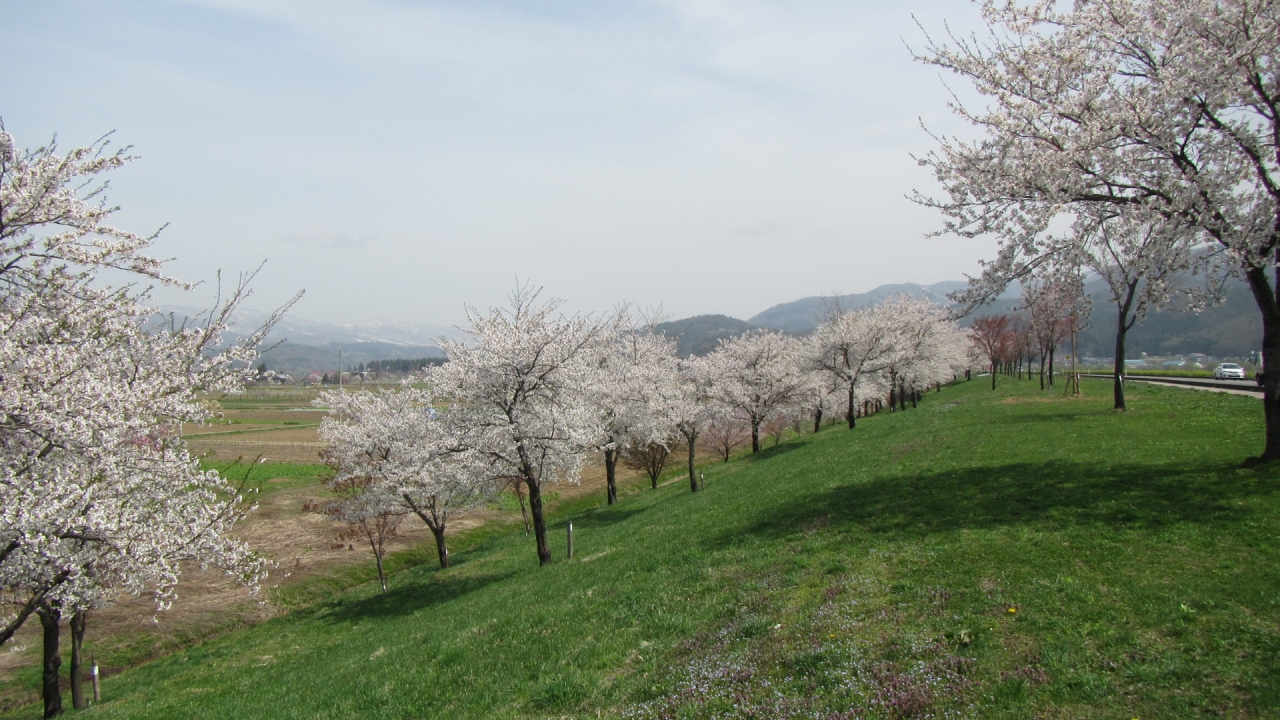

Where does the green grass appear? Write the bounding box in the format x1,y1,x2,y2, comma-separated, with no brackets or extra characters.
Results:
201,460,332,496
9,378,1280,719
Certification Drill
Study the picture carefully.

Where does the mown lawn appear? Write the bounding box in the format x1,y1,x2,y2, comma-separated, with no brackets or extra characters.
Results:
7,377,1279,719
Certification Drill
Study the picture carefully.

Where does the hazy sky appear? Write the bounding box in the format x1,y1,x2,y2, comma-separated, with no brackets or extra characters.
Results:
2,0,993,326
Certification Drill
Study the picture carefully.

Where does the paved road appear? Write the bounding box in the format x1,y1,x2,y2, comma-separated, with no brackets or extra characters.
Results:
1082,373,1262,396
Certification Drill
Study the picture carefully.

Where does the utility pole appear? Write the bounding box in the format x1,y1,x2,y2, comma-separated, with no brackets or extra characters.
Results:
338,347,343,390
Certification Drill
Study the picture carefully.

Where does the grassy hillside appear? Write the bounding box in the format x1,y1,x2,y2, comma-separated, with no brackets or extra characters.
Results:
10,378,1280,719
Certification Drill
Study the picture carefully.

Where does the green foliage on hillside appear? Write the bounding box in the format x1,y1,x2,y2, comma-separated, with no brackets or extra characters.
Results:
655,314,758,357
9,379,1280,719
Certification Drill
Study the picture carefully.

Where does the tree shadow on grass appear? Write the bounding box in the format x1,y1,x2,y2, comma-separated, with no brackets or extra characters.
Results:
567,506,649,530
748,442,805,462
723,460,1278,544
985,412,1106,424
319,569,516,624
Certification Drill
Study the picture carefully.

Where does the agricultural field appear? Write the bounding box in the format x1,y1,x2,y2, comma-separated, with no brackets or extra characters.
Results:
4,376,1278,719
0,388,659,713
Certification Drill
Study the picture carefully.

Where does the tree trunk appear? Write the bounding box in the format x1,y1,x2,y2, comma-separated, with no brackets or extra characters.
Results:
37,602,61,719
431,524,449,569
1048,347,1055,387
990,362,997,390
686,433,698,492
813,405,822,433
846,386,857,428
1112,328,1127,411
403,494,450,569
1244,265,1280,461
750,419,760,453
526,477,552,565
1113,293,1137,411
889,385,896,411
373,543,386,589
515,483,529,535
69,611,86,710
604,446,619,505
1039,353,1046,390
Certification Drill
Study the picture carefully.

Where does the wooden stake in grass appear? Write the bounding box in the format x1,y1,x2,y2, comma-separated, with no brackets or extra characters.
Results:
91,661,100,703
567,522,574,559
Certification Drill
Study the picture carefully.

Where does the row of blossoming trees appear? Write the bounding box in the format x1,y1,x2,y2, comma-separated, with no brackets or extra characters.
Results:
315,289,972,579
0,130,295,716
913,0,1279,436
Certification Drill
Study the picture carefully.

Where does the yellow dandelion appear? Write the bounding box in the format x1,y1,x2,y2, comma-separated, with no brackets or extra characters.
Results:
1007,607,1017,614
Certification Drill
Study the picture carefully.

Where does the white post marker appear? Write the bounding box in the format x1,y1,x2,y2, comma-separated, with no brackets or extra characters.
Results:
91,662,100,703
567,522,574,559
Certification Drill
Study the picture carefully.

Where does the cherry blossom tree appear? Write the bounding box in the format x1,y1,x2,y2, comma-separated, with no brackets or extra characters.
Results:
667,354,721,492
430,287,604,566
306,477,406,593
706,331,806,453
586,314,680,504
808,303,900,429
970,315,1013,390
1023,278,1073,390
622,442,671,490
0,129,283,716
705,415,749,463
915,0,1280,454
316,385,493,570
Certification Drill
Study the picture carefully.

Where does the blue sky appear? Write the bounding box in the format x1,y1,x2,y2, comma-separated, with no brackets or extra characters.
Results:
2,0,992,325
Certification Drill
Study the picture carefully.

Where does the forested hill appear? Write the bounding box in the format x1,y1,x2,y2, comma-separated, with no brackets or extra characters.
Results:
1075,277,1260,358
747,281,968,333
654,314,758,357
663,277,1261,359
244,277,1262,370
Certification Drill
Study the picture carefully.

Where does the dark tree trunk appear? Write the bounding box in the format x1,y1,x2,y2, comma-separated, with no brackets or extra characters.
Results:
37,602,61,718
813,405,822,433
686,433,698,492
1244,264,1280,461
1113,288,1137,411
527,477,552,565
1048,347,1055,387
1039,353,1046,390
751,419,760,453
604,446,619,505
431,524,449,568
966,368,971,381
515,483,530,535
403,494,450,569
69,611,86,710
367,530,387,592
889,385,896,411
1112,327,1128,411
990,363,998,390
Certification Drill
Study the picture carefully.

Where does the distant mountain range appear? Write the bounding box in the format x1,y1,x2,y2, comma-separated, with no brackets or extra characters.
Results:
160,305,454,377
678,277,1260,359
746,281,971,333
161,275,1263,375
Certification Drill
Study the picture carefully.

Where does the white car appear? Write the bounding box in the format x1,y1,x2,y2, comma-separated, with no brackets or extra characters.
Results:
1213,363,1246,379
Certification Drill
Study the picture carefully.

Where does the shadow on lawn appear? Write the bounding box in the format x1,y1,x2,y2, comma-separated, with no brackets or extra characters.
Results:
748,442,805,462
728,460,1278,543
568,505,649,530
320,569,516,623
